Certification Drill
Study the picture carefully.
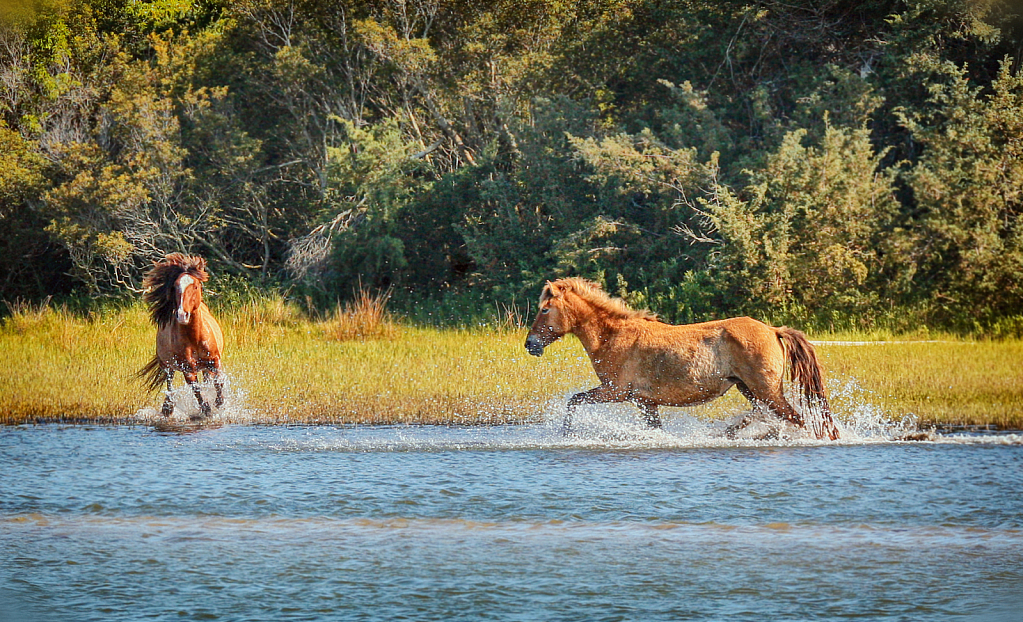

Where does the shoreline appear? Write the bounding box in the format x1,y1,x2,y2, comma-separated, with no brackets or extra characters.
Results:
3,305,1022,429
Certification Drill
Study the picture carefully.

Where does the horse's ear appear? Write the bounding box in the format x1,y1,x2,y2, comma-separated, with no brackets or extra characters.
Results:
546,280,562,298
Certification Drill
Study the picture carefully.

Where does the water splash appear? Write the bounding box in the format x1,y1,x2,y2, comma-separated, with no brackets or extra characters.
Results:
133,373,256,426
826,378,922,441
524,377,931,448
131,375,1020,448
485,381,1019,450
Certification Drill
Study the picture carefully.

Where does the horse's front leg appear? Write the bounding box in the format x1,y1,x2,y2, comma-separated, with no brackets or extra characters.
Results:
635,398,661,429
724,414,754,439
160,369,174,417
564,385,624,436
183,368,211,420
204,361,224,408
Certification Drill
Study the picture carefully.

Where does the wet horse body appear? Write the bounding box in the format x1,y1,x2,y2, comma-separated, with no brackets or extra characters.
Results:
139,254,224,420
525,278,839,440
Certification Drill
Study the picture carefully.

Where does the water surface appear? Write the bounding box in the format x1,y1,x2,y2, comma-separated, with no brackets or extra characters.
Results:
1,419,1021,621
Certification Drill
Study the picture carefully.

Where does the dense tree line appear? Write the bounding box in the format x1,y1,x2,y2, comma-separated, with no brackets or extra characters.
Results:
2,0,1022,332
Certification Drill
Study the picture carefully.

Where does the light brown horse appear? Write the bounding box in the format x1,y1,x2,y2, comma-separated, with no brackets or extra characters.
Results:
525,278,839,440
138,254,225,420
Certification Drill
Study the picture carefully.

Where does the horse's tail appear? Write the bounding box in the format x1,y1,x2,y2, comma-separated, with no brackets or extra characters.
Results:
775,327,840,440
137,355,167,393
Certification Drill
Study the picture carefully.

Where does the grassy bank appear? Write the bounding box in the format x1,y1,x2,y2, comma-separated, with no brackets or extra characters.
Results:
2,300,1021,428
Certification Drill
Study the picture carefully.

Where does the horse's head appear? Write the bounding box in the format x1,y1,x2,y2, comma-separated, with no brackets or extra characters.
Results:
143,254,211,328
525,280,573,356
175,271,203,325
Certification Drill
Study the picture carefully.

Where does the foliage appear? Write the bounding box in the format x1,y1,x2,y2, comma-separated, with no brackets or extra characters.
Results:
699,125,906,325
901,59,1023,327
2,0,1023,333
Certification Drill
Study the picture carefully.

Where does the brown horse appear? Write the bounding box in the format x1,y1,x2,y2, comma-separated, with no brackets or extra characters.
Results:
138,254,225,420
525,278,839,440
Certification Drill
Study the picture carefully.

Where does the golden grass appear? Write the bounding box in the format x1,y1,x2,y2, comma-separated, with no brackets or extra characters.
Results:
0,303,152,423
815,340,1023,429
1,300,1021,428
321,288,398,342
0,299,592,425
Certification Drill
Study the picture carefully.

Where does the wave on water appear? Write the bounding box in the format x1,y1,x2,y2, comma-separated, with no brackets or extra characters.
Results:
3,513,1021,548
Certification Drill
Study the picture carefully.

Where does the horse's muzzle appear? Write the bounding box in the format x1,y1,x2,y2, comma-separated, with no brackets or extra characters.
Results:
176,309,191,324
525,335,545,357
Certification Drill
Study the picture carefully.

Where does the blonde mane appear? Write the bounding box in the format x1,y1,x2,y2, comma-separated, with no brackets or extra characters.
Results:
543,277,658,321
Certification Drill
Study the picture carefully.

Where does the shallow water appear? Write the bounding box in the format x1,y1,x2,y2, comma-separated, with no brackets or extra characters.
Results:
1,415,1021,621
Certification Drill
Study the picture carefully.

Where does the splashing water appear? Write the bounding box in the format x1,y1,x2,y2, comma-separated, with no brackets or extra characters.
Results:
245,391,1020,456
133,373,257,426
131,374,1019,448
826,377,923,440
509,377,959,450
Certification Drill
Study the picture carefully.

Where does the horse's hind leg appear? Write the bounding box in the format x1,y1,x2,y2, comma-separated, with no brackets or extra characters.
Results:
184,370,211,420
738,379,806,433
756,386,804,429
765,396,805,430
726,380,771,438
160,369,174,417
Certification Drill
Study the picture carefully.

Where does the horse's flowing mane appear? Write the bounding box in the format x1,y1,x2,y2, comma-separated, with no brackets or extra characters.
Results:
545,277,658,321
142,253,209,327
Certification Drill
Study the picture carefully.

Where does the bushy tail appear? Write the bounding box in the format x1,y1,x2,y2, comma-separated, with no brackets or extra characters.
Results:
776,327,840,440
137,355,167,393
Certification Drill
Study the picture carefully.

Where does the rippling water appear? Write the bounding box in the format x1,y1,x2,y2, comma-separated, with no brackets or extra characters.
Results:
1,416,1021,621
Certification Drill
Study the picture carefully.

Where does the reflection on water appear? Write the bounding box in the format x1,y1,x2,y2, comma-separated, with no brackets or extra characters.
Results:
1,419,1021,621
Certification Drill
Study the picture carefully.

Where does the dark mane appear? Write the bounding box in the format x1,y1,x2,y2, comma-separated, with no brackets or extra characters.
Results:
544,277,658,321
142,253,209,327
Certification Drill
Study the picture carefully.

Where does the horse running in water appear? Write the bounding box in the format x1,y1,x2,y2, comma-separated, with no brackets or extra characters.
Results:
524,278,840,440
138,254,225,420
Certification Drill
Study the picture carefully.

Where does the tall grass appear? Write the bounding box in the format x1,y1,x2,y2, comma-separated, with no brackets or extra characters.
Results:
816,340,1023,429
0,301,151,423
1,295,1022,428
321,287,397,342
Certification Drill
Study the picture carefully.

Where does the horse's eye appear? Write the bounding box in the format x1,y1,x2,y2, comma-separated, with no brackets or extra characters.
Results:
541,308,550,315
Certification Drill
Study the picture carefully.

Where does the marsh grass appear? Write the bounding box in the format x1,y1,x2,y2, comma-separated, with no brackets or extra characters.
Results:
815,340,1023,429
1,299,1021,428
0,302,151,423
321,287,397,342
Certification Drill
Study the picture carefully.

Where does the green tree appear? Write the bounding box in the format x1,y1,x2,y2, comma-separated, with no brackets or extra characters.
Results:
902,59,1023,325
701,125,906,325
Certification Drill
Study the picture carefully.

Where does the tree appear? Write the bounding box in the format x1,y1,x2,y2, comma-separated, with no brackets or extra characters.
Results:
902,59,1023,324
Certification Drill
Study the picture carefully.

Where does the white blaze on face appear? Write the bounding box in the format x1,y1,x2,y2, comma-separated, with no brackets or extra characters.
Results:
176,274,194,324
